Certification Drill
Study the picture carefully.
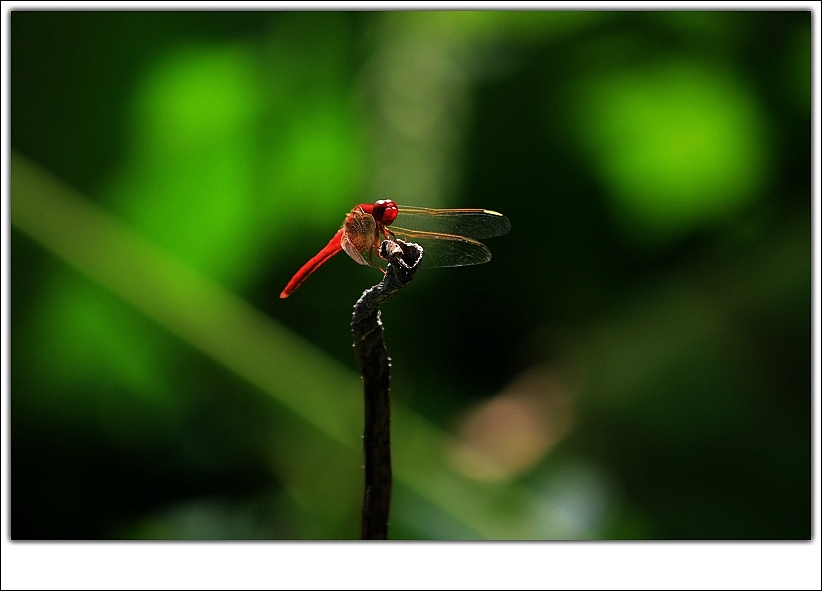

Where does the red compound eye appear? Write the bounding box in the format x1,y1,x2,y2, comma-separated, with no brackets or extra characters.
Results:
372,199,399,226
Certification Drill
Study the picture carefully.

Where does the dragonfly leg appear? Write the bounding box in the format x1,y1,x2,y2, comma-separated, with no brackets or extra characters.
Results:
368,237,387,275
371,228,395,273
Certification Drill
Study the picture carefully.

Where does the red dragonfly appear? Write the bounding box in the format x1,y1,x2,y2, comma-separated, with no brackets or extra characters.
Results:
280,199,511,298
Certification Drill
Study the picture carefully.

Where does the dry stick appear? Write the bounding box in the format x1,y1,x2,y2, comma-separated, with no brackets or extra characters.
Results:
351,239,423,540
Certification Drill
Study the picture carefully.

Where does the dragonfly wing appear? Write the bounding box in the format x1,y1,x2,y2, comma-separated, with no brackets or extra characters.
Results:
390,228,492,268
341,209,379,267
394,207,511,239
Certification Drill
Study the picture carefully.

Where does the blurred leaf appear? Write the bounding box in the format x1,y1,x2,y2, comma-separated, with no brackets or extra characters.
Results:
569,60,772,243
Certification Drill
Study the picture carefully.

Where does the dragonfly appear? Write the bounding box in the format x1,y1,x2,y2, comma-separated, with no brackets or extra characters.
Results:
280,199,511,298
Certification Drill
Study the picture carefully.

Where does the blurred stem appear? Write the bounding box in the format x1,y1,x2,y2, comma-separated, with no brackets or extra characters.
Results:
10,152,540,540
9,152,365,444
352,240,423,540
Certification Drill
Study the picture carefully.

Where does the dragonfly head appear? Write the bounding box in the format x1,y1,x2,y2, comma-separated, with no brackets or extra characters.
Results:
372,199,399,226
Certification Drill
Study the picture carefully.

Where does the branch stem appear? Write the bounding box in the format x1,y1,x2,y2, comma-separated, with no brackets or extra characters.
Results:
351,240,422,540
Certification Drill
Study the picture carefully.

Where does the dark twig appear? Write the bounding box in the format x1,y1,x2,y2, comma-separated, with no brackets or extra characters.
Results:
351,239,423,540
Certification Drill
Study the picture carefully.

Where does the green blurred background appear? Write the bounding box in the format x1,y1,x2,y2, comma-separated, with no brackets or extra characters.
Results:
10,10,811,540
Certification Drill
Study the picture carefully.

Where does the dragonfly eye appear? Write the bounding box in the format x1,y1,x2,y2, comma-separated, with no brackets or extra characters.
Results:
372,199,399,226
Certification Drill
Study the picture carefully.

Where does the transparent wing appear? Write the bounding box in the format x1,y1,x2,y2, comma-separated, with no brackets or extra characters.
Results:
393,206,511,240
389,227,492,268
